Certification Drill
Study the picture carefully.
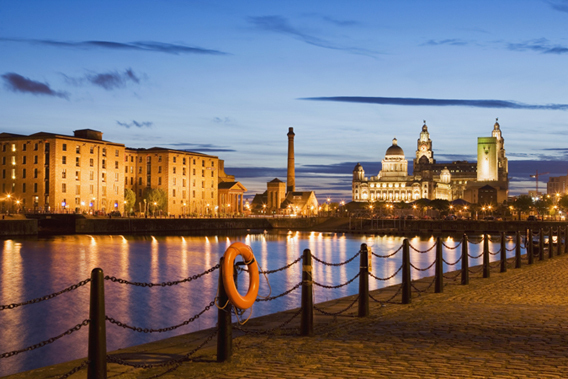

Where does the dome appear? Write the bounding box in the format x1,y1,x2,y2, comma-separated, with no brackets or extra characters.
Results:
353,162,364,171
494,117,500,130
422,120,428,132
385,138,404,156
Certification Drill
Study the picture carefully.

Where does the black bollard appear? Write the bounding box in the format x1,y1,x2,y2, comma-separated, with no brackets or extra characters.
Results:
402,239,411,304
88,268,107,379
500,232,507,273
528,229,534,265
557,228,562,256
539,229,545,261
217,257,232,362
461,234,469,285
548,228,554,259
358,244,369,317
564,227,568,255
301,249,313,336
483,233,490,278
515,231,522,269
435,237,443,293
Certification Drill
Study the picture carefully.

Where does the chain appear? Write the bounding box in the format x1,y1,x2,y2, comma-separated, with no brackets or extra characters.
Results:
443,271,462,281
410,260,436,272
468,238,484,245
255,282,302,302
1,279,90,311
234,308,301,335
313,272,360,289
314,295,359,317
441,241,462,250
369,285,402,304
106,301,214,333
261,256,302,274
442,255,463,266
368,265,403,280
312,251,360,266
506,245,517,252
1,320,89,358
468,252,483,259
411,278,436,294
107,329,217,369
489,248,501,256
372,245,403,258
409,242,437,254
105,264,219,287
58,360,89,379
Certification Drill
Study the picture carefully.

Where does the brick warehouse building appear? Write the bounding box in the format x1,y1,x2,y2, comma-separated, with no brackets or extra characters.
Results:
0,129,246,216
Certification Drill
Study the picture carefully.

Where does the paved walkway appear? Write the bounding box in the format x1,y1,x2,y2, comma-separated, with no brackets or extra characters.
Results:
10,253,568,378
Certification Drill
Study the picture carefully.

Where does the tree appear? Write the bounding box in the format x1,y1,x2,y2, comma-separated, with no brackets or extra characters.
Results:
429,199,450,218
558,194,568,214
143,188,167,215
534,196,552,219
511,195,533,220
124,188,136,215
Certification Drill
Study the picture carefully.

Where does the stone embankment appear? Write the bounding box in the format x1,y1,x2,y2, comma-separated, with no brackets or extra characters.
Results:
9,250,568,378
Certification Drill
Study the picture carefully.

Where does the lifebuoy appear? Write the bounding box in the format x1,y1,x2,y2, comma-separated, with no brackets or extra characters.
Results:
222,242,259,309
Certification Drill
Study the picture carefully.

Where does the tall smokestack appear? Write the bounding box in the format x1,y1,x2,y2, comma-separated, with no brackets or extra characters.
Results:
287,127,295,194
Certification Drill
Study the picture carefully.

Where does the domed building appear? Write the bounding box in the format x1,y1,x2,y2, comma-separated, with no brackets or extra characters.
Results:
352,120,509,204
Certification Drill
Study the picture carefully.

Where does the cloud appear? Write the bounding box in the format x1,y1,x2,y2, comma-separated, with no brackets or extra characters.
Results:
1,72,68,98
167,143,236,153
247,15,376,57
88,69,140,90
300,96,568,110
549,0,568,13
212,117,234,124
0,38,228,55
423,39,469,46
321,16,360,27
116,120,153,128
507,38,568,54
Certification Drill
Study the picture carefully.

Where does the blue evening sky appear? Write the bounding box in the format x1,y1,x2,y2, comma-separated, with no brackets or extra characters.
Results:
1,0,567,202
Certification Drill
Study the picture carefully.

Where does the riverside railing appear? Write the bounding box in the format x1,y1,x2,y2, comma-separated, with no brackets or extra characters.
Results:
1,227,565,378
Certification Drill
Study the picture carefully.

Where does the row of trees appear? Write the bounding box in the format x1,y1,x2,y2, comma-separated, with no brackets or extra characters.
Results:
124,188,167,215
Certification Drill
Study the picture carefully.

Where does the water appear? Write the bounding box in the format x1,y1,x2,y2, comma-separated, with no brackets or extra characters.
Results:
0,231,510,376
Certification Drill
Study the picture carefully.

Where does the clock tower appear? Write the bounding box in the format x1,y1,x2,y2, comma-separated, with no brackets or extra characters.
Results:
414,121,434,170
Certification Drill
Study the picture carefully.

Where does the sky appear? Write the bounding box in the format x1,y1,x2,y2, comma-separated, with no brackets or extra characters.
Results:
1,0,567,203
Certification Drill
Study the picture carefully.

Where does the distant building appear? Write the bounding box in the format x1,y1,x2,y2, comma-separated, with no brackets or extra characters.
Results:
547,175,568,195
0,130,245,216
352,120,509,205
251,128,318,215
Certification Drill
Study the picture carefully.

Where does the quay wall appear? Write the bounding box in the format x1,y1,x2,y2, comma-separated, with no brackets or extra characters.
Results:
0,219,37,236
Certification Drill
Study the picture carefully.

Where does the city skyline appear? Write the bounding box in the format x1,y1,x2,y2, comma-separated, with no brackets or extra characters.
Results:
1,0,567,201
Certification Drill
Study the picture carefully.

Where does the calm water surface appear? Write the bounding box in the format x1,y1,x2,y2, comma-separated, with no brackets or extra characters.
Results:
0,231,509,376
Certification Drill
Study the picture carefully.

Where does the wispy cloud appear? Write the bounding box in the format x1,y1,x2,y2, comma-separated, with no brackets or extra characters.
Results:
321,16,360,27
549,0,568,13
423,39,470,46
247,15,376,57
66,69,141,90
507,38,568,54
167,143,236,153
1,72,68,98
0,38,228,55
116,120,153,128
212,117,234,124
300,96,568,110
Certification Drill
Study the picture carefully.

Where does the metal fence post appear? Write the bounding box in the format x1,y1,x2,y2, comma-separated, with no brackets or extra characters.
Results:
500,231,507,273
539,228,545,261
483,233,490,278
548,228,554,259
515,231,522,269
557,227,562,256
217,257,232,362
402,239,411,304
528,229,534,265
564,227,568,255
88,268,107,379
435,237,443,293
461,233,469,285
301,249,314,336
358,244,369,317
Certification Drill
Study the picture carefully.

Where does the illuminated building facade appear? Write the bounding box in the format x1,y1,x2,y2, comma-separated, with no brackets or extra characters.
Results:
0,129,125,214
352,120,509,204
1,130,245,216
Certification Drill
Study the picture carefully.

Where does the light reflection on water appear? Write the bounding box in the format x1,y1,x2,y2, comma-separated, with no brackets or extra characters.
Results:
0,232,509,376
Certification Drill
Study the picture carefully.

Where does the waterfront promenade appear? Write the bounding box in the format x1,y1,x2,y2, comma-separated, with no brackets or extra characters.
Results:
9,249,568,378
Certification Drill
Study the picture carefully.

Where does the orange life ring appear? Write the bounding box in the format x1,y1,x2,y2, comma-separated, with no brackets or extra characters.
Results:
222,242,259,309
